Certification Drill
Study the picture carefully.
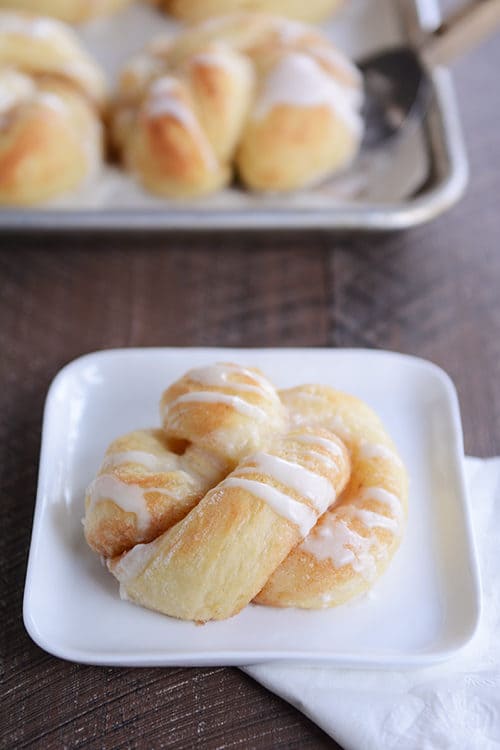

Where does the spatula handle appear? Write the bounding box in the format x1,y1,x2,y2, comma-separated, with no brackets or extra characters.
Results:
421,0,500,66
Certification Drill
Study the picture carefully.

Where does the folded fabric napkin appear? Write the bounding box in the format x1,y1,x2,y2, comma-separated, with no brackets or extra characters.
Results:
245,457,500,750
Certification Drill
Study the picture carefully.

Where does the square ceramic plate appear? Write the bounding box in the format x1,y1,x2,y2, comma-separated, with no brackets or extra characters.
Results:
23,348,480,668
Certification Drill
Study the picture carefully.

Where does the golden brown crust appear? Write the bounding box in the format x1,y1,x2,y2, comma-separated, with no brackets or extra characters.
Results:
111,13,363,198
255,386,409,608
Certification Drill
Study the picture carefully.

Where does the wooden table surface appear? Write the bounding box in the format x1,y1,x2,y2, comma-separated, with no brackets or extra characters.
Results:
1,35,500,750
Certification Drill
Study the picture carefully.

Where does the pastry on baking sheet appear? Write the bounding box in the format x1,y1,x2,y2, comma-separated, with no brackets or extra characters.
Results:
0,11,106,205
157,0,343,23
255,386,409,608
111,13,363,198
109,428,350,622
0,0,131,23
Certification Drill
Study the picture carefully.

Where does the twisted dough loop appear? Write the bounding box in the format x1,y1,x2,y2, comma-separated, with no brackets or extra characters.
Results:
159,0,344,23
112,13,363,197
160,362,287,465
0,0,131,23
0,12,105,205
109,427,350,622
255,386,409,608
83,429,229,558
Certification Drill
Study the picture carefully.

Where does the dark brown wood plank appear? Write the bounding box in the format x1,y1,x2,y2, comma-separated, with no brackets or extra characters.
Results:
1,34,500,750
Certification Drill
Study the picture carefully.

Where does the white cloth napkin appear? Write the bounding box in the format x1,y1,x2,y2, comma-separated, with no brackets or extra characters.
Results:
245,457,500,750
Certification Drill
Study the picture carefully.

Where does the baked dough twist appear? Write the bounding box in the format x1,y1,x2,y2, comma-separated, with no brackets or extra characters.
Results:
83,429,229,558
0,0,131,24
160,362,287,465
157,0,343,23
0,12,105,205
111,13,363,197
109,427,350,622
255,386,409,608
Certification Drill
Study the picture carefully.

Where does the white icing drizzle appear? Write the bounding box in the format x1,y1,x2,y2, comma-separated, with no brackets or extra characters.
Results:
300,450,338,471
36,92,69,116
146,77,196,126
168,391,268,421
200,363,276,393
311,48,363,111
358,442,403,466
358,487,403,520
101,450,179,473
110,541,157,584
300,486,403,577
304,517,379,580
352,508,398,532
187,363,278,400
302,519,358,566
254,52,363,137
145,77,217,171
86,475,170,532
237,451,334,513
293,433,343,455
223,477,316,537
0,70,34,115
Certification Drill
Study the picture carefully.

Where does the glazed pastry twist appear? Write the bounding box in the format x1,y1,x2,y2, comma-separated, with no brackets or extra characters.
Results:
255,386,409,608
157,0,343,23
0,11,105,205
111,13,363,197
0,0,131,24
83,429,229,558
109,427,350,622
84,363,409,621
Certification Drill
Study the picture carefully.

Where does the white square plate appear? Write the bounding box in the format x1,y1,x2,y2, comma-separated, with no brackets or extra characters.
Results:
23,348,480,668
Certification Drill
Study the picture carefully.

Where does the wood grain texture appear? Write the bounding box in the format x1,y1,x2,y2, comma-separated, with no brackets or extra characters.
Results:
1,35,500,750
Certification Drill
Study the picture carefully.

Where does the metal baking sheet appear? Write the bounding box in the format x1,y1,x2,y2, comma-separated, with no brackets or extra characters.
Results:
0,0,468,231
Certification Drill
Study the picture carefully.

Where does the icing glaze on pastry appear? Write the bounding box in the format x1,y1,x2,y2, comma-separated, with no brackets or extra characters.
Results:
255,385,408,609
254,52,362,137
161,362,286,464
109,427,350,621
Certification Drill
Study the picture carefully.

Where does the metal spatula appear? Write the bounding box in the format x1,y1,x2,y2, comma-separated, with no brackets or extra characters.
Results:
359,0,500,148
